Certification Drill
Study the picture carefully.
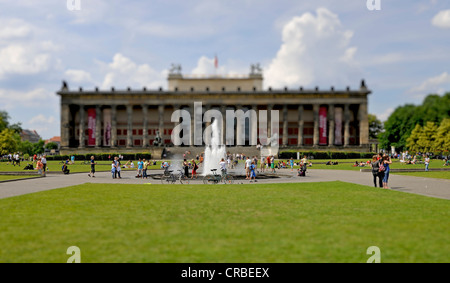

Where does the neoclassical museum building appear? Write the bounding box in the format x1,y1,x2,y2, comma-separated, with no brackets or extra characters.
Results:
57,64,372,155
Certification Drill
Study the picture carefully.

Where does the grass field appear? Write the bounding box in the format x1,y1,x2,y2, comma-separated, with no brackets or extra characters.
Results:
0,175,40,181
0,182,448,263
392,171,450,180
0,160,164,174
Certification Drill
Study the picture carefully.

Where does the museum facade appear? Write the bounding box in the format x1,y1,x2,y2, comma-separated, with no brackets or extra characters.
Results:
57,66,371,154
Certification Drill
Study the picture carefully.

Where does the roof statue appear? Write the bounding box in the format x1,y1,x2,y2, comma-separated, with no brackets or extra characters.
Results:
169,64,182,75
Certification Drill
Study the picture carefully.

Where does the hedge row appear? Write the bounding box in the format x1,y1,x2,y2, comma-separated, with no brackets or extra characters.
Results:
44,153,152,161
278,151,377,160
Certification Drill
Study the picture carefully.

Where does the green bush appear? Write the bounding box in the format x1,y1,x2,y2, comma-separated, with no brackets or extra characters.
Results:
45,153,152,161
278,151,375,160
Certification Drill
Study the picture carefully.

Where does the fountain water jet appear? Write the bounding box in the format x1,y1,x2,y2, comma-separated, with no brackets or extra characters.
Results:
201,119,226,176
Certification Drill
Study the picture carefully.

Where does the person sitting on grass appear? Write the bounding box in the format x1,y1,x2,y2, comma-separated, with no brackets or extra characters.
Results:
62,163,70,175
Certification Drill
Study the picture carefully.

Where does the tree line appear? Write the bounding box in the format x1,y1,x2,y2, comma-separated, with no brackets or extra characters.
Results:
378,93,450,153
0,110,57,157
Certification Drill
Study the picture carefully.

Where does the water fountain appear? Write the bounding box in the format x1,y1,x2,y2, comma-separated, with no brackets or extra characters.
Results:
201,119,226,176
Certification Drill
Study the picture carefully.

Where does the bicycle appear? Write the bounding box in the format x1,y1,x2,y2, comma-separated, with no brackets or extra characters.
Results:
161,170,190,184
79,160,90,165
203,169,234,185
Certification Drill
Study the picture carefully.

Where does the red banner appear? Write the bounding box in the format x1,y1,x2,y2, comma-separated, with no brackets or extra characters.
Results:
87,108,96,146
319,107,327,145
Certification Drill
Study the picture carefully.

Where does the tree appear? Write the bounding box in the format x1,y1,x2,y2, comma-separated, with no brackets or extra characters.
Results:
379,104,419,151
0,129,19,155
0,110,22,134
368,114,383,139
406,124,422,152
18,140,34,155
32,140,45,155
417,121,438,153
45,142,58,150
380,93,450,151
434,118,450,152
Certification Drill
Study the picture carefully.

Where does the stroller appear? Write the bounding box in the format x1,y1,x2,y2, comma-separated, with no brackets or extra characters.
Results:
23,164,34,170
297,164,307,177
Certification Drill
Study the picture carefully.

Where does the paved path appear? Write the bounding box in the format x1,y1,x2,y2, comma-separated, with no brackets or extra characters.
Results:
0,169,449,200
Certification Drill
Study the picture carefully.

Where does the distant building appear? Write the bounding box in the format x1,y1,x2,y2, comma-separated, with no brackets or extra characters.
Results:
57,64,372,154
20,129,41,143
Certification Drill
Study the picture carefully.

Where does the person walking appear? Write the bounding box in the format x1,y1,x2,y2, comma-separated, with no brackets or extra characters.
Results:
245,157,252,179
143,159,149,179
370,155,382,188
290,157,294,172
250,161,257,182
111,160,116,179
191,159,198,179
270,156,275,173
382,155,392,189
137,158,144,178
36,158,44,176
183,159,189,178
41,155,47,177
114,156,122,179
424,155,430,172
88,155,97,177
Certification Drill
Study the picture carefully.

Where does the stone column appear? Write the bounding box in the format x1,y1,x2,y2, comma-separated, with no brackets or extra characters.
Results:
78,105,85,148
282,105,288,146
328,104,335,147
297,105,304,146
173,104,181,146
267,104,273,139
142,104,149,148
313,104,320,147
61,104,70,148
111,105,117,148
235,104,243,145
127,105,133,148
95,105,102,148
158,104,164,143
221,105,227,146
344,104,350,147
204,104,211,145
251,104,258,146
359,101,369,147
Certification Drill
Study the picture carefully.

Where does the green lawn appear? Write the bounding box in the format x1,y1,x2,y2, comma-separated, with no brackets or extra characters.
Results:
0,182,448,263
0,175,40,181
392,171,450,180
0,160,164,174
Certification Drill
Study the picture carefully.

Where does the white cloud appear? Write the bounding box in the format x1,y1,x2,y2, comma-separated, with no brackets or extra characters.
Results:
265,8,361,89
0,43,56,79
64,69,93,84
25,114,57,139
0,18,32,40
378,108,394,122
432,9,450,29
100,53,166,89
409,72,450,97
191,56,226,75
0,88,57,110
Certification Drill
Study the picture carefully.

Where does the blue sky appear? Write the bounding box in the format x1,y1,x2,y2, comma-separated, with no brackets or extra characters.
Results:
1,0,449,139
